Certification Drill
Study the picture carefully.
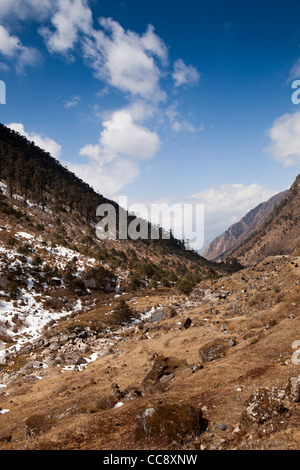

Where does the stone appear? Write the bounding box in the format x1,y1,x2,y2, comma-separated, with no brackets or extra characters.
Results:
49,342,60,352
180,318,192,330
199,339,230,364
135,403,207,443
244,387,287,424
161,306,178,320
142,355,187,392
215,423,227,431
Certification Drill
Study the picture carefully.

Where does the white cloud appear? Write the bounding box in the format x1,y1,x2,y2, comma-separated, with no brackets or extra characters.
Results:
172,59,200,87
100,109,161,160
165,102,204,133
65,157,139,197
63,95,80,108
82,18,167,101
63,107,161,197
171,120,204,133
80,109,160,163
0,25,40,72
0,25,22,56
6,123,62,158
0,0,53,21
266,110,300,167
40,0,93,56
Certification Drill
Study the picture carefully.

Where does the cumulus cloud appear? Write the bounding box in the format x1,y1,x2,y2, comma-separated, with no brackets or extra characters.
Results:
82,18,168,101
65,157,140,197
0,0,53,21
172,58,200,87
40,0,93,56
0,25,40,72
266,110,300,167
6,123,62,158
63,107,161,196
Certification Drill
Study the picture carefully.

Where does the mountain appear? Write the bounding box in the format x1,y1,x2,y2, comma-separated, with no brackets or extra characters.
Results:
222,173,300,264
0,123,230,348
203,190,288,261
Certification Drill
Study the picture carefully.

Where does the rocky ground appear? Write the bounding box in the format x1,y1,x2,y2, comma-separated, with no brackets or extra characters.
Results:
0,254,299,450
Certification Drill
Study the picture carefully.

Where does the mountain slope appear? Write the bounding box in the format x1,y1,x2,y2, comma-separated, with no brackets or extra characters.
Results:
0,123,229,349
224,173,300,264
203,190,288,261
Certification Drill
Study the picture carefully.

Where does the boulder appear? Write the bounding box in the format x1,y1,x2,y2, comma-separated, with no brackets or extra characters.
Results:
180,317,192,330
161,306,178,320
244,387,287,424
142,355,187,392
135,403,207,443
198,338,230,364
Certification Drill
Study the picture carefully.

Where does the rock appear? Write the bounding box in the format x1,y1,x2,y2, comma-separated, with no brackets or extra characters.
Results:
228,337,237,347
244,387,287,424
191,362,204,373
135,403,207,443
180,318,192,330
215,423,227,431
24,375,40,383
142,355,187,392
160,374,174,384
161,306,178,320
198,339,230,364
0,434,12,443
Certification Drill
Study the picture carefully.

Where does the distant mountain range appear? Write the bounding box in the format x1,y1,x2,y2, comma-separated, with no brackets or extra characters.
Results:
226,173,300,264
203,190,288,261
203,173,300,264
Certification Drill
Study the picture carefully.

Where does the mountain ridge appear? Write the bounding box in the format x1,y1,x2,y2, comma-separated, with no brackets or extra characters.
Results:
222,173,300,264
203,190,288,261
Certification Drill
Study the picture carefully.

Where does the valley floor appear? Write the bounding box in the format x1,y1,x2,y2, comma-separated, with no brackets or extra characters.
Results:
0,255,300,450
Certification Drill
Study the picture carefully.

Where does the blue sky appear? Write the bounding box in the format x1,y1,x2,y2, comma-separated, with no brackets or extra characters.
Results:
0,0,300,249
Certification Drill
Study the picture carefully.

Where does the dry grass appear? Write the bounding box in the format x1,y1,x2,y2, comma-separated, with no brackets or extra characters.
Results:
0,255,299,450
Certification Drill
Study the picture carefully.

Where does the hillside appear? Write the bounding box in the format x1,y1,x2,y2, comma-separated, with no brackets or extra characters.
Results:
224,174,300,265
0,123,229,353
0,253,299,450
203,191,287,261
